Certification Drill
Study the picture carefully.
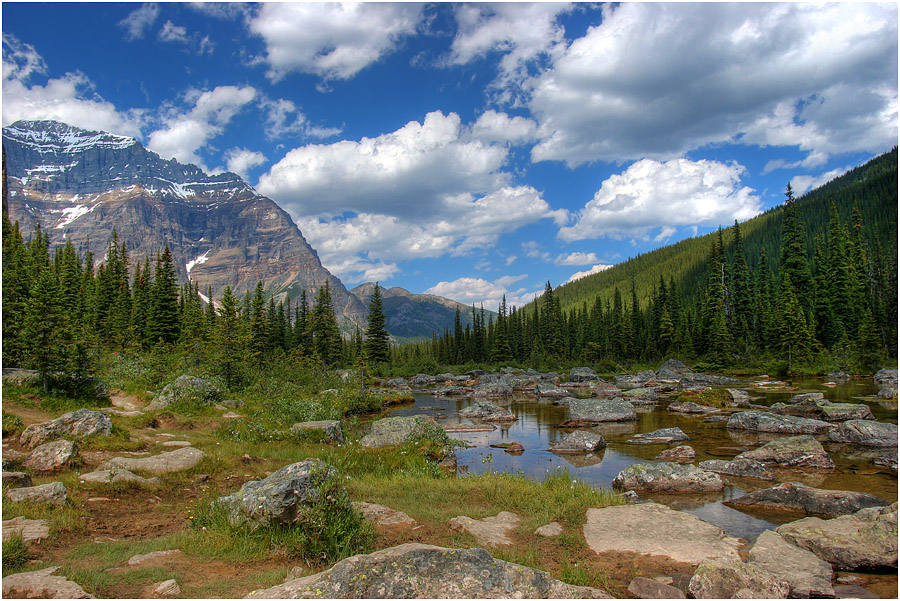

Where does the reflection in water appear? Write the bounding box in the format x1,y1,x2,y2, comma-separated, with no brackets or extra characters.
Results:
383,377,897,543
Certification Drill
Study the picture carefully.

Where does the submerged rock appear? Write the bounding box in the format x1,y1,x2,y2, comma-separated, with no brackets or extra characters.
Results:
667,400,719,414
827,420,898,447
725,482,889,518
19,409,111,448
735,435,836,469
656,445,696,461
698,458,775,481
725,411,836,434
549,430,606,454
613,462,723,493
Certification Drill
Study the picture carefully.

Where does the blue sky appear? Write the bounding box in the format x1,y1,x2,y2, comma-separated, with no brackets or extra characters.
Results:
3,2,897,308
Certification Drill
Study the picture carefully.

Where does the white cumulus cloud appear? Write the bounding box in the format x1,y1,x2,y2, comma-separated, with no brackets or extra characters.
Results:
224,147,267,180
249,3,425,82
791,167,847,196
470,110,537,145
425,274,538,309
567,264,614,283
119,3,160,41
559,158,762,242
555,251,599,266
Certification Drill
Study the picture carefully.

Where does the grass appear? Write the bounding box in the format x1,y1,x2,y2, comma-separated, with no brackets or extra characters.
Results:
1,499,87,535
675,387,732,408
2,533,31,570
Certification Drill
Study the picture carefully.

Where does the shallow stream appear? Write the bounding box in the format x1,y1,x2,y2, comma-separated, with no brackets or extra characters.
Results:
386,377,898,544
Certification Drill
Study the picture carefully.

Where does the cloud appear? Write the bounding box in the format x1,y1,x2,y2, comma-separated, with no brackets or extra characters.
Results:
119,3,160,41
559,158,762,242
249,3,425,82
653,226,677,243
470,110,536,145
521,240,551,262
425,274,538,309
2,35,144,137
555,251,599,266
158,21,188,44
224,147,267,180
146,85,256,168
791,167,847,196
259,96,342,141
528,3,898,167
567,264,614,283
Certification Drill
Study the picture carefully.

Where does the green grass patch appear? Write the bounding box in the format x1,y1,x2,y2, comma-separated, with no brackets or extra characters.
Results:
2,500,86,535
676,387,732,408
2,533,30,570
2,411,24,437
558,559,616,595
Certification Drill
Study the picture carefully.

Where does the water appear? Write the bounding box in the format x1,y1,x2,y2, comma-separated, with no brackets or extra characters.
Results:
385,377,898,544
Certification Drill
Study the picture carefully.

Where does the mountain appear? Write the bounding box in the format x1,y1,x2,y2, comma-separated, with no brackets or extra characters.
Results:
2,119,367,329
350,283,494,341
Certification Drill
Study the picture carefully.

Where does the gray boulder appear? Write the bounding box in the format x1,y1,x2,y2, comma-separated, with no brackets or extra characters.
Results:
687,373,739,385
726,482,888,518
568,367,598,382
6,481,67,505
658,358,692,374
776,502,898,570
613,462,723,493
786,392,825,404
667,400,719,414
2,516,50,544
747,530,834,598
621,387,658,404
25,439,80,471
245,543,611,599
655,368,685,381
827,419,897,447
770,399,874,421
147,375,222,410
360,416,445,448
827,370,850,381
79,469,160,485
291,420,345,445
656,445,696,461
593,381,621,399
725,389,751,406
725,411,836,434
2,566,93,599
217,459,342,528
535,382,569,398
627,427,688,444
877,387,898,399
735,435,835,469
688,558,791,599
562,398,636,424
613,370,657,384
2,471,33,487
384,377,410,390
458,401,516,421
470,381,514,398
549,430,606,454
19,409,111,448
698,458,775,481
874,368,898,386
627,577,685,599
100,447,206,474
409,373,440,387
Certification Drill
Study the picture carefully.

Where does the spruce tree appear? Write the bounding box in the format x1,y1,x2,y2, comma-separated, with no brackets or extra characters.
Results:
147,246,180,345
779,183,813,314
775,273,814,371
364,283,390,364
22,267,70,391
312,281,342,367
215,286,247,388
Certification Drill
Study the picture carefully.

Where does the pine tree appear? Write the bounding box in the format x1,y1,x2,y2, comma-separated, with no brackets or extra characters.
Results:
147,246,180,345
490,295,513,364
22,267,70,391
775,273,813,371
312,281,342,367
779,183,813,314
215,286,247,388
364,283,390,364
731,220,753,352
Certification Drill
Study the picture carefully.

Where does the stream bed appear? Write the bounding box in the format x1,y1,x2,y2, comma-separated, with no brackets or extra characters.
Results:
385,376,898,544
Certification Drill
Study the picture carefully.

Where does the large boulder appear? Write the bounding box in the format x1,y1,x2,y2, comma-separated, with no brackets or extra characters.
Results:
658,358,692,374
735,435,835,469
621,387,658,405
613,370,657,384
100,447,206,474
534,382,569,398
726,482,889,519
458,401,516,422
770,399,874,421
627,427,688,444
360,415,446,448
725,411,836,434
776,503,898,570
656,445,696,461
470,381,514,398
785,392,825,404
698,458,775,481
874,368,898,386
612,463,724,493
568,367,599,382
687,558,791,599
6,481,67,505
290,420,345,445
245,543,611,599
562,398,636,424
746,530,834,598
79,469,159,485
217,459,343,528
25,439,80,471
19,409,112,448
2,566,93,599
827,420,898,447
146,375,222,410
384,377,410,390
583,503,742,565
593,381,621,399
549,430,606,454
2,516,50,544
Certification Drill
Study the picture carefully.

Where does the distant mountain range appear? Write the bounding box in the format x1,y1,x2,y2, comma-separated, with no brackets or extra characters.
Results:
1,119,481,337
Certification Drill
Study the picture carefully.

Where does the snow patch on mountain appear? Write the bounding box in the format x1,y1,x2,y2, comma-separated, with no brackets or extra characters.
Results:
186,250,211,275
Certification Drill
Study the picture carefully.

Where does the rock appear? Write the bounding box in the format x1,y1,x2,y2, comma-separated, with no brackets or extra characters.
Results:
583,503,742,564
735,435,836,469
688,373,740,385
24,439,80,472
725,411,836,434
6,481,67,505
627,427,688,444
154,580,180,597
667,400,719,414
384,377,410,390
776,503,898,570
1,566,93,598
877,387,898,399
703,415,729,423
449,511,519,547
458,401,516,421
2,448,28,468
725,389,751,406
535,382,570,397
2,516,50,543
771,399,874,421
786,392,825,404
220,399,245,409
687,558,791,599
19,409,112,448
128,549,182,565
593,381,621,399
655,368,685,381
727,482,889,518
614,370,657,384
160,440,192,447
100,447,205,474
833,584,880,598
627,577,686,599
698,458,775,481
409,373,439,387
613,463,723,493
659,358,692,374
360,415,446,448
747,530,834,597
827,419,898,446
246,543,611,598
549,430,606,454
2,471,32,487
535,522,562,537
874,368,898,386
222,411,242,419
622,387,658,404
470,381,514,397
146,375,222,410
217,459,342,528
290,420,345,445
656,445,696,461
562,398,636,424
79,469,160,485
568,367,598,382
828,370,850,381
873,451,898,472
503,443,524,454
352,502,417,529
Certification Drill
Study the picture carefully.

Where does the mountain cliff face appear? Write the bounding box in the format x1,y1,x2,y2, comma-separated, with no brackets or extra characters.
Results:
2,120,367,329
